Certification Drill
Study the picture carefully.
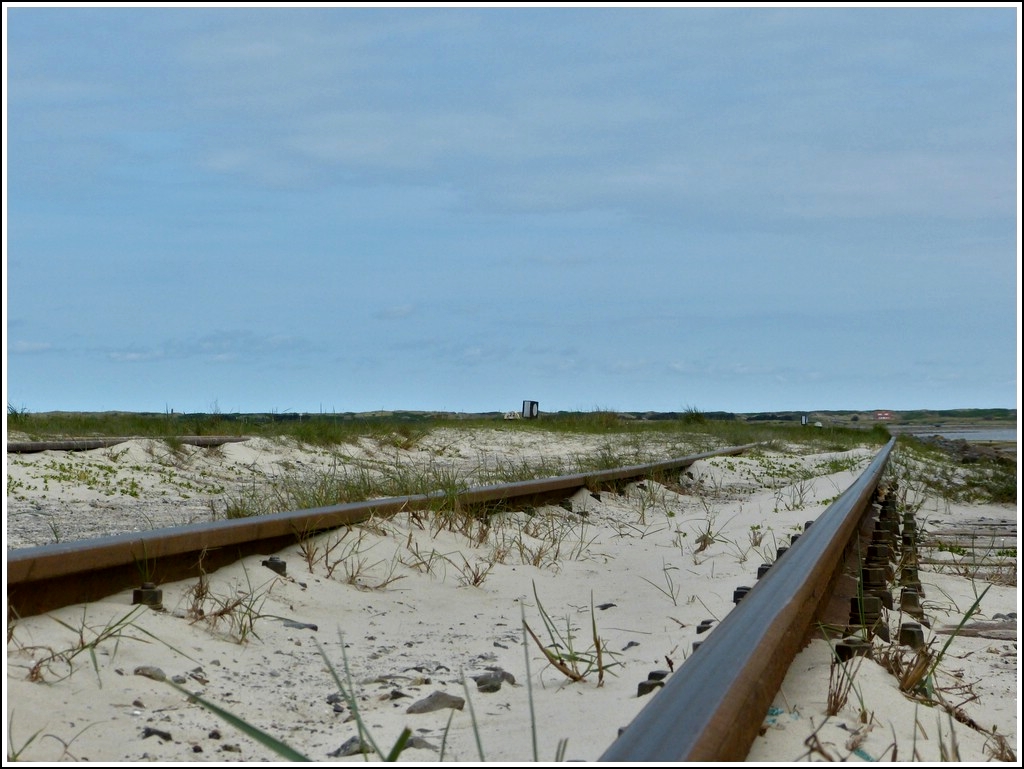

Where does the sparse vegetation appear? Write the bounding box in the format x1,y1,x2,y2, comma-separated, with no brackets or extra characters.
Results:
5,407,1015,761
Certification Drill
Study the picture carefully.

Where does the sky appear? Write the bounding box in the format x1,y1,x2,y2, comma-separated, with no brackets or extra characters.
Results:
3,4,1021,416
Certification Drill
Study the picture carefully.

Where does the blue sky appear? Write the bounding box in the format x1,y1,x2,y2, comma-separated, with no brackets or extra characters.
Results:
4,5,1020,415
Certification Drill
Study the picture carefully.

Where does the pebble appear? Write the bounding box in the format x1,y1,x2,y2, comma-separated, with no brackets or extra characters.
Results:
405,735,439,752
282,619,318,631
472,668,516,693
637,680,664,697
133,666,166,681
328,736,372,757
406,691,466,714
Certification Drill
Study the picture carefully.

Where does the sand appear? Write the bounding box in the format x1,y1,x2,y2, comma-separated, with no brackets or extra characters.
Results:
3,428,1019,763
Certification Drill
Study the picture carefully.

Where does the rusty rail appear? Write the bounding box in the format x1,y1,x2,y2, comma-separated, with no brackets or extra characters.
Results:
7,436,250,453
6,443,759,618
599,437,897,762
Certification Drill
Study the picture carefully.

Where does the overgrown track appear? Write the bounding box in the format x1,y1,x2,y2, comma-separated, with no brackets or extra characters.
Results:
6,443,759,619
599,437,898,762
6,435,250,454
8,438,917,761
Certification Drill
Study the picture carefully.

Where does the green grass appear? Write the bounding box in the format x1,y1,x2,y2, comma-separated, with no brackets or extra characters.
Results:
9,407,1011,512
6,407,895,458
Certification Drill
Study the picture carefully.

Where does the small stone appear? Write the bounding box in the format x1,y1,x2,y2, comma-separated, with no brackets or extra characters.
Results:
328,736,372,757
597,603,616,611
141,727,172,741
407,691,466,714
647,670,670,681
133,666,166,681
622,641,640,651
487,667,516,685
171,674,188,684
472,668,515,692
283,620,318,631
637,680,664,697
405,735,438,752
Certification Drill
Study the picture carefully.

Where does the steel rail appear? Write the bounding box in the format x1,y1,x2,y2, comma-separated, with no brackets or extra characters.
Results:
599,436,897,762
6,443,759,619
7,436,250,453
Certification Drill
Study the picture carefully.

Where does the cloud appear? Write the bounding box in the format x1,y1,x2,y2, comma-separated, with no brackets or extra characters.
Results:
103,331,313,364
10,340,56,354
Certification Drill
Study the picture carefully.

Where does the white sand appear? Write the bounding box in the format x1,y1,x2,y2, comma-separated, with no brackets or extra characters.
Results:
4,428,1019,763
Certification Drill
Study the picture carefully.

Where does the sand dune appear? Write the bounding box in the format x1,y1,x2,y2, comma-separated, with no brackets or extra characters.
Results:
4,429,1018,762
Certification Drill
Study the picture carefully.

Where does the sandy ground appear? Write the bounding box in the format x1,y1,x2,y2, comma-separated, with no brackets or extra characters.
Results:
3,428,1019,763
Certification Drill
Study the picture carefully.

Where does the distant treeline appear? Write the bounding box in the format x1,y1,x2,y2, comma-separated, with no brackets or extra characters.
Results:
881,408,1015,421
8,406,1014,436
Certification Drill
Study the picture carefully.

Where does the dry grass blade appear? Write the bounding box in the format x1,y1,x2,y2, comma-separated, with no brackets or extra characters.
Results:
523,620,586,682
827,656,856,715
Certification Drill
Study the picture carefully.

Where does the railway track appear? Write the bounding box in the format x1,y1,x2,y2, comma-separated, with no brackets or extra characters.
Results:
6,435,251,454
7,442,760,619
6,436,913,762
599,436,899,761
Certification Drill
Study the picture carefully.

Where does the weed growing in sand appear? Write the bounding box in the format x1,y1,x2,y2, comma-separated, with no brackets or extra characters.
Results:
629,481,664,524
6,712,45,762
11,605,189,685
185,559,276,644
5,712,99,762
774,477,815,512
523,583,619,686
639,558,681,606
293,523,323,573
326,527,374,580
399,534,454,578
449,552,497,587
686,510,732,555
823,638,868,721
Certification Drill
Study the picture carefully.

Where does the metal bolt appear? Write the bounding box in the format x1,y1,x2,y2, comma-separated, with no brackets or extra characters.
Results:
835,637,871,662
899,622,925,649
732,586,751,604
900,588,924,616
133,582,163,607
262,556,287,576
